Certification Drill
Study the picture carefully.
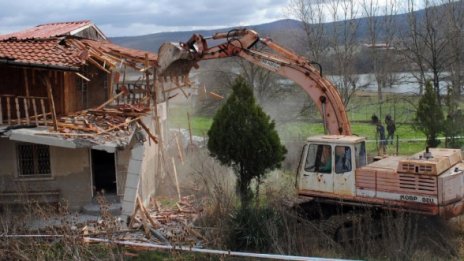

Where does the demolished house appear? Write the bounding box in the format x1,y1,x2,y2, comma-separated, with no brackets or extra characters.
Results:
0,20,163,218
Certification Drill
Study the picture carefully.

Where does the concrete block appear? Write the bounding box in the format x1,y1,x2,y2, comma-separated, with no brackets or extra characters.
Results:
125,173,139,189
127,160,142,175
121,200,135,216
130,144,145,161
123,187,137,203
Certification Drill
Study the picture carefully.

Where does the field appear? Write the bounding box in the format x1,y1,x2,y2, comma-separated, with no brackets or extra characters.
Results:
168,92,432,157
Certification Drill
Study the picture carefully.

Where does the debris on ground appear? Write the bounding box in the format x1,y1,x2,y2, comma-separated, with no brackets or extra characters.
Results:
78,195,204,247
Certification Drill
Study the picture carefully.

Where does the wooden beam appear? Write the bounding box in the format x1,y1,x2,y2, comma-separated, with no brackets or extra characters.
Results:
171,158,181,201
137,119,158,143
208,91,224,100
144,53,151,106
97,116,142,135
94,86,128,110
23,97,30,125
187,112,193,146
175,133,184,164
31,98,39,126
137,196,162,229
75,72,91,82
23,69,30,98
6,96,11,125
15,97,21,124
44,77,58,131
0,97,2,124
40,98,47,125
88,57,111,74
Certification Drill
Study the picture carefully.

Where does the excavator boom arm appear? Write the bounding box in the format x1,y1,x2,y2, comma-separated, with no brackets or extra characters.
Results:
157,29,351,135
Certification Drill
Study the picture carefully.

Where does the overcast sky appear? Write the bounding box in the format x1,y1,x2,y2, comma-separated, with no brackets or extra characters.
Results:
0,0,290,37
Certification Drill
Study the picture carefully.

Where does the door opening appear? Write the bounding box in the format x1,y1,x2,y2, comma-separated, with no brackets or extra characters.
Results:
91,149,117,195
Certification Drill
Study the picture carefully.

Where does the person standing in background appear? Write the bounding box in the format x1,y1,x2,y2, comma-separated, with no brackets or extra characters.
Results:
385,114,396,145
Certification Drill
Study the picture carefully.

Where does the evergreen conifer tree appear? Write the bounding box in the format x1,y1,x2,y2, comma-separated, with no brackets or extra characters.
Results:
415,81,444,147
207,76,287,207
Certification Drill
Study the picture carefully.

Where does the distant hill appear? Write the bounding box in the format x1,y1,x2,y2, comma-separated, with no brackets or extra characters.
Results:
110,19,302,53
110,5,442,54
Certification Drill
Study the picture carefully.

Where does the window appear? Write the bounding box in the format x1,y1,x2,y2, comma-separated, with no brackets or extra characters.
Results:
355,142,367,168
17,143,51,176
304,144,332,173
335,146,352,173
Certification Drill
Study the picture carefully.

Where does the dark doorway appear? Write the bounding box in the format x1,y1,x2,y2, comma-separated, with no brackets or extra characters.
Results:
91,150,117,194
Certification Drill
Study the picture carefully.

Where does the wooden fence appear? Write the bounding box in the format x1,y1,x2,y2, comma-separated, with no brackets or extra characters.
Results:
0,95,51,126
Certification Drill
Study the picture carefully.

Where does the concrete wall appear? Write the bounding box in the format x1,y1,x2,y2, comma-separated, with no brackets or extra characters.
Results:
116,146,131,196
0,138,92,211
0,113,162,214
139,116,159,202
121,115,161,218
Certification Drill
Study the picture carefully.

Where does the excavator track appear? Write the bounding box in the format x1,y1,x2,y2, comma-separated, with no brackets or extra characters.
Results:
318,211,374,244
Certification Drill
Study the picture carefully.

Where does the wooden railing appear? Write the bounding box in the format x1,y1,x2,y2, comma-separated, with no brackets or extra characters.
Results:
0,95,51,126
114,83,150,105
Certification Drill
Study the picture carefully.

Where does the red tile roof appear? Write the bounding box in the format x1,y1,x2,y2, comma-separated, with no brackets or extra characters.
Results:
0,20,93,40
0,20,157,71
80,39,158,62
0,38,85,70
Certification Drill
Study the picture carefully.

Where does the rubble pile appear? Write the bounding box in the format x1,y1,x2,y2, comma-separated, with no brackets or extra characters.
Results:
46,102,154,145
82,195,205,247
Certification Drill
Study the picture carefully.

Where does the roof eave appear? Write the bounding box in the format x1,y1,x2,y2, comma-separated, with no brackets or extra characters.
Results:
0,59,81,72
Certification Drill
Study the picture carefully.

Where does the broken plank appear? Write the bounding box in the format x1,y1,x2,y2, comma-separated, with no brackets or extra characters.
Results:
75,72,91,82
36,132,96,137
175,133,184,164
128,201,141,229
208,91,224,100
137,196,162,229
97,116,143,135
56,122,98,132
171,158,181,201
136,196,151,238
137,119,158,143
44,76,58,131
88,57,111,74
95,85,129,110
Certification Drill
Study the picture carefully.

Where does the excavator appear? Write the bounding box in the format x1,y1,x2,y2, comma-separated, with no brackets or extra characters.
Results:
156,28,464,228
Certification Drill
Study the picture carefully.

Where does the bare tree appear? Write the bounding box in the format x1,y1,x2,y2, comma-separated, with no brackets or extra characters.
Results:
399,0,452,102
361,0,400,118
288,0,328,63
325,0,361,106
441,0,464,106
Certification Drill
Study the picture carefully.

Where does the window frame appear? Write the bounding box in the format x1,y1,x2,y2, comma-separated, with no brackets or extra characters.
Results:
16,142,52,177
304,144,332,174
335,145,352,174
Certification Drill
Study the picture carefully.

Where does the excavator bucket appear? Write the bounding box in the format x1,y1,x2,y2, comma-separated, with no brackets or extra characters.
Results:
157,42,197,80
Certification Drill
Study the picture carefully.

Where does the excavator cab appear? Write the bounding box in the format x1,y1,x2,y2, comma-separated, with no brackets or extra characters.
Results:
298,135,366,197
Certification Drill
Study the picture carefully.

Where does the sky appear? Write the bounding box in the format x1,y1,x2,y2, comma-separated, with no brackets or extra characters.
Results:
0,0,291,37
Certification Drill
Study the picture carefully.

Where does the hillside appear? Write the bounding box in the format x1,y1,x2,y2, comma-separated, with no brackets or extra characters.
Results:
110,19,302,53
109,10,419,54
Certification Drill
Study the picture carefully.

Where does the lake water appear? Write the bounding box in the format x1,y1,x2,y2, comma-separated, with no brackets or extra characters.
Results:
279,72,453,95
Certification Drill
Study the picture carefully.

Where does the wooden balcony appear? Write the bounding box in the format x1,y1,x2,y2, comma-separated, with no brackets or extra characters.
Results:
0,95,52,126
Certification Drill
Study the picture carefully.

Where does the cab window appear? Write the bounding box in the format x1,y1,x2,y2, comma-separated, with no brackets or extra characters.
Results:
355,142,367,168
304,144,332,173
335,146,352,173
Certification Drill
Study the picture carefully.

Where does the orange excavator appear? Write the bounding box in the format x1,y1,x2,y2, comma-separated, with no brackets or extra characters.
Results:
157,28,464,224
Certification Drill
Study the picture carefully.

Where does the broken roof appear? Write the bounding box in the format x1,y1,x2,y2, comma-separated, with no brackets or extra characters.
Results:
0,20,105,41
0,38,85,70
0,20,157,71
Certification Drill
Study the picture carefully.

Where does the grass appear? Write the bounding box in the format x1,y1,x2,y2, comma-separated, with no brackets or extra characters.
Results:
167,93,431,157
